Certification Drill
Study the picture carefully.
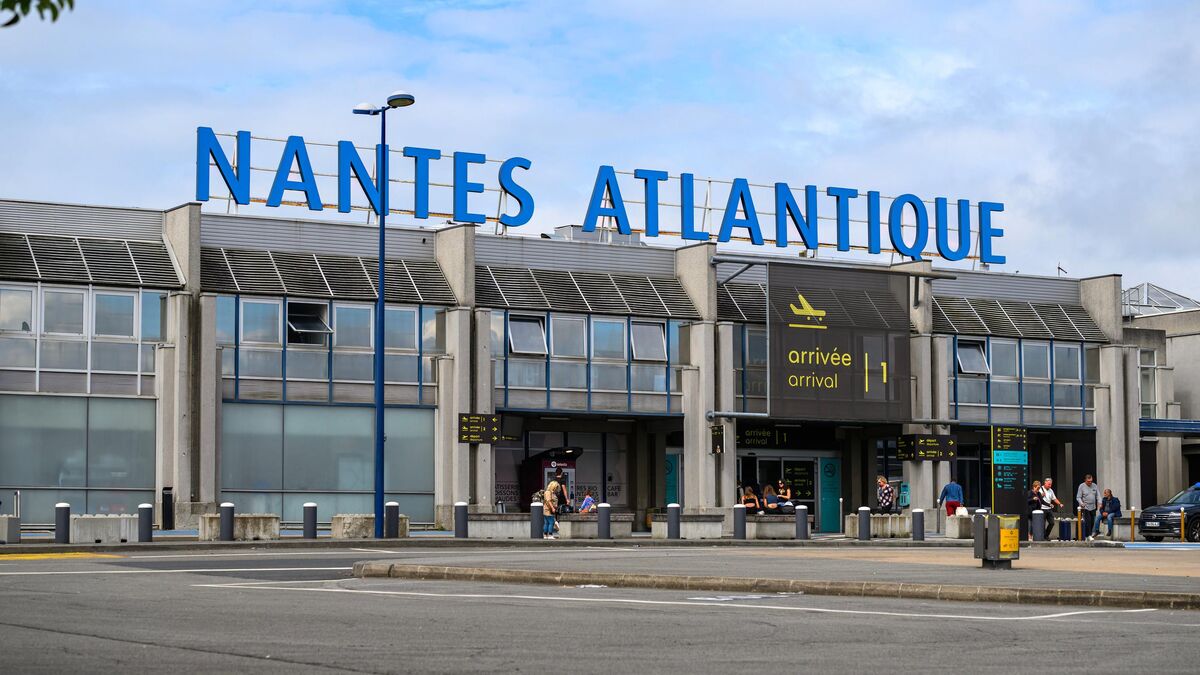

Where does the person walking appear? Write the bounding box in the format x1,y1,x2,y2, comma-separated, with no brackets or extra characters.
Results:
1094,488,1122,538
542,474,560,539
1027,480,1042,540
876,475,896,514
1076,474,1100,541
937,477,964,517
1039,477,1063,539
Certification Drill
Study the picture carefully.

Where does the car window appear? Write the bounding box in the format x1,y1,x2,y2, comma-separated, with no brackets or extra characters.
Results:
1166,489,1200,505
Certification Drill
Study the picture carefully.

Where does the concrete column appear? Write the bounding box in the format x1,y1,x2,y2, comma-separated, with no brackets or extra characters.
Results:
197,294,219,508
715,321,737,510
472,308,495,512
902,334,936,515
154,344,176,528
434,310,473,528
1160,401,1184,503
681,323,718,513
1123,346,1142,509
1096,346,1127,500
168,292,196,522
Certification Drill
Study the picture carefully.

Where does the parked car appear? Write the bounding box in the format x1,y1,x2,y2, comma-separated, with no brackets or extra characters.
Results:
1137,483,1200,542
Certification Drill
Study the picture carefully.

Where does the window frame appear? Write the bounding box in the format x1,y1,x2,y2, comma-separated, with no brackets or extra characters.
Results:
240,298,283,346
591,317,627,361
630,320,667,362
955,340,990,375
333,303,374,350
0,283,36,334
550,315,587,359
1053,343,1082,382
285,300,332,347
1021,341,1051,380
507,315,548,356
384,305,419,352
92,289,138,339
41,286,87,337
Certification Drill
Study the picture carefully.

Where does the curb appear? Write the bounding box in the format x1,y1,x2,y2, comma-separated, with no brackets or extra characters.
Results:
352,562,1200,611
0,536,1123,555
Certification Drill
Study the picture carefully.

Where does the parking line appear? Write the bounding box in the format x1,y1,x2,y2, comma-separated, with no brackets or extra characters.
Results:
191,581,1158,622
0,566,352,576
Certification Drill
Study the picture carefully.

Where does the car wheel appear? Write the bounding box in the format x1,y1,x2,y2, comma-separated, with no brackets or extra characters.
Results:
1144,535,1163,542
1188,518,1200,543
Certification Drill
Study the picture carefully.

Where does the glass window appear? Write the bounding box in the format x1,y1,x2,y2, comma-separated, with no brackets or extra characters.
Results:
956,341,989,374
141,344,156,373
550,316,586,358
550,361,587,388
0,337,35,367
385,353,419,383
44,290,84,334
1022,342,1050,379
141,292,166,341
0,288,33,332
592,319,626,360
92,342,138,372
591,363,626,390
507,358,546,388
384,408,435,494
94,293,135,337
1054,344,1081,381
286,349,327,380
631,364,667,392
990,340,1018,378
40,340,87,370
242,300,281,344
286,302,331,346
87,398,155,489
746,328,767,367
1023,381,1051,407
284,405,373,491
1139,349,1156,367
422,306,443,354
992,380,1019,405
1085,345,1100,384
1054,383,1082,408
385,307,418,350
490,311,505,355
957,377,987,405
239,348,282,378
631,321,667,362
216,296,236,344
667,321,681,364
0,394,87,486
335,305,372,348
1140,362,1156,419
508,316,547,355
220,403,283,490
333,352,373,381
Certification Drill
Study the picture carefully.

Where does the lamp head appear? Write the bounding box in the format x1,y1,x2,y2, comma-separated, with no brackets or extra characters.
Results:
387,90,415,108
353,102,379,115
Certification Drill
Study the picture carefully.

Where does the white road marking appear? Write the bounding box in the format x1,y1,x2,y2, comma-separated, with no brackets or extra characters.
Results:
349,548,398,554
126,551,362,560
0,566,352,577
191,581,1159,622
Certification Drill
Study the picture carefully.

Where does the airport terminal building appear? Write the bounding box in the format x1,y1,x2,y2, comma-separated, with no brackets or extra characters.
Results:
0,197,1192,529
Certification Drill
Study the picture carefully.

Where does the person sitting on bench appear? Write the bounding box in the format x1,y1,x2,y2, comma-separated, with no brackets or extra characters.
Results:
763,484,783,511
742,486,763,514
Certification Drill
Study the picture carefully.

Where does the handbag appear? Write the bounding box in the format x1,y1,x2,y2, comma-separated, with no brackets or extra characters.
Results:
954,506,968,517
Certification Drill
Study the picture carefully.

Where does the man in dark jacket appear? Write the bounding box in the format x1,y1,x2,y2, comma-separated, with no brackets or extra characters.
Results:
1093,489,1122,538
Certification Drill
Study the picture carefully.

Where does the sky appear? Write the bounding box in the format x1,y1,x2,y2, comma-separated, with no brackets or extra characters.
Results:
2,1,1199,294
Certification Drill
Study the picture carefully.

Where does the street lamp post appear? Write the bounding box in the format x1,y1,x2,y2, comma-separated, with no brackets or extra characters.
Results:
353,90,415,538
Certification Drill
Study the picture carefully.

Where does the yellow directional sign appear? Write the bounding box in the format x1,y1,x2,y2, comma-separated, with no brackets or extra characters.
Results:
458,413,502,444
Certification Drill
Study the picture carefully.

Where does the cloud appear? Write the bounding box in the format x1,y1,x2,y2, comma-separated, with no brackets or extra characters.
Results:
0,0,1198,295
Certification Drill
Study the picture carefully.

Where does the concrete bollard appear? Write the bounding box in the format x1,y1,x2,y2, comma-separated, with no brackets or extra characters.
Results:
54,502,71,544
1032,510,1045,541
912,509,924,541
796,505,809,540
732,504,746,540
384,502,400,538
531,502,544,539
667,503,681,539
303,502,318,539
597,503,611,539
219,502,235,542
973,510,987,558
138,503,153,543
454,502,469,539
857,506,871,541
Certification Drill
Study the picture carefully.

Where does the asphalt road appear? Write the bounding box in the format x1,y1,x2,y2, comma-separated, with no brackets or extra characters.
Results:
1,547,1198,674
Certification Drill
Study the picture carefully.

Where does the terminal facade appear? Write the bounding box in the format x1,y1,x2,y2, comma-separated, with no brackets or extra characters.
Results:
0,197,1193,529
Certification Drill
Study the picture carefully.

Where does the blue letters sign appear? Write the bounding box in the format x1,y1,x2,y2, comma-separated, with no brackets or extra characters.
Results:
195,127,1006,263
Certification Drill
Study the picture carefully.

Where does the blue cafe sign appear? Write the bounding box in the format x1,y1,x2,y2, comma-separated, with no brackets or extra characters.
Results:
196,127,1007,264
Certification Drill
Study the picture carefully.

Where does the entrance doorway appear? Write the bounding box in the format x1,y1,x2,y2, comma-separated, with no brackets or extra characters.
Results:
738,454,822,527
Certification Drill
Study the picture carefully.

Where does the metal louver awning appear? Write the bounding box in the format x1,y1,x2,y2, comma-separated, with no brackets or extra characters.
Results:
0,231,181,288
719,282,911,331
199,246,457,305
475,264,699,319
932,295,1108,342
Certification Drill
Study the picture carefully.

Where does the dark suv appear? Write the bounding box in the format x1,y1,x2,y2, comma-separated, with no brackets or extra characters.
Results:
1137,483,1200,542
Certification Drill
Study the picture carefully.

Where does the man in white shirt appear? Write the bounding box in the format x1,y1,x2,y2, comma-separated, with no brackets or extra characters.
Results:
1040,477,1063,539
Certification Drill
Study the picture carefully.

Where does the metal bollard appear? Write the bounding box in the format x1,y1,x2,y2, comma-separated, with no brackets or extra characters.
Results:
667,503,681,539
384,501,400,538
796,505,809,540
13,489,20,518
161,487,174,531
1032,510,1046,541
733,504,746,540
839,497,845,533
1182,508,1187,544
219,502,235,541
857,506,871,541
303,502,317,539
138,503,153,543
1130,508,1137,542
54,502,70,544
1077,507,1083,542
531,502,544,539
597,503,611,539
454,502,469,539
912,509,925,541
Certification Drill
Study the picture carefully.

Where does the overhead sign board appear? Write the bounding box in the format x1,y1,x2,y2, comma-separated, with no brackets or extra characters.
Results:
767,264,912,422
897,434,957,461
458,413,503,444
710,425,725,454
